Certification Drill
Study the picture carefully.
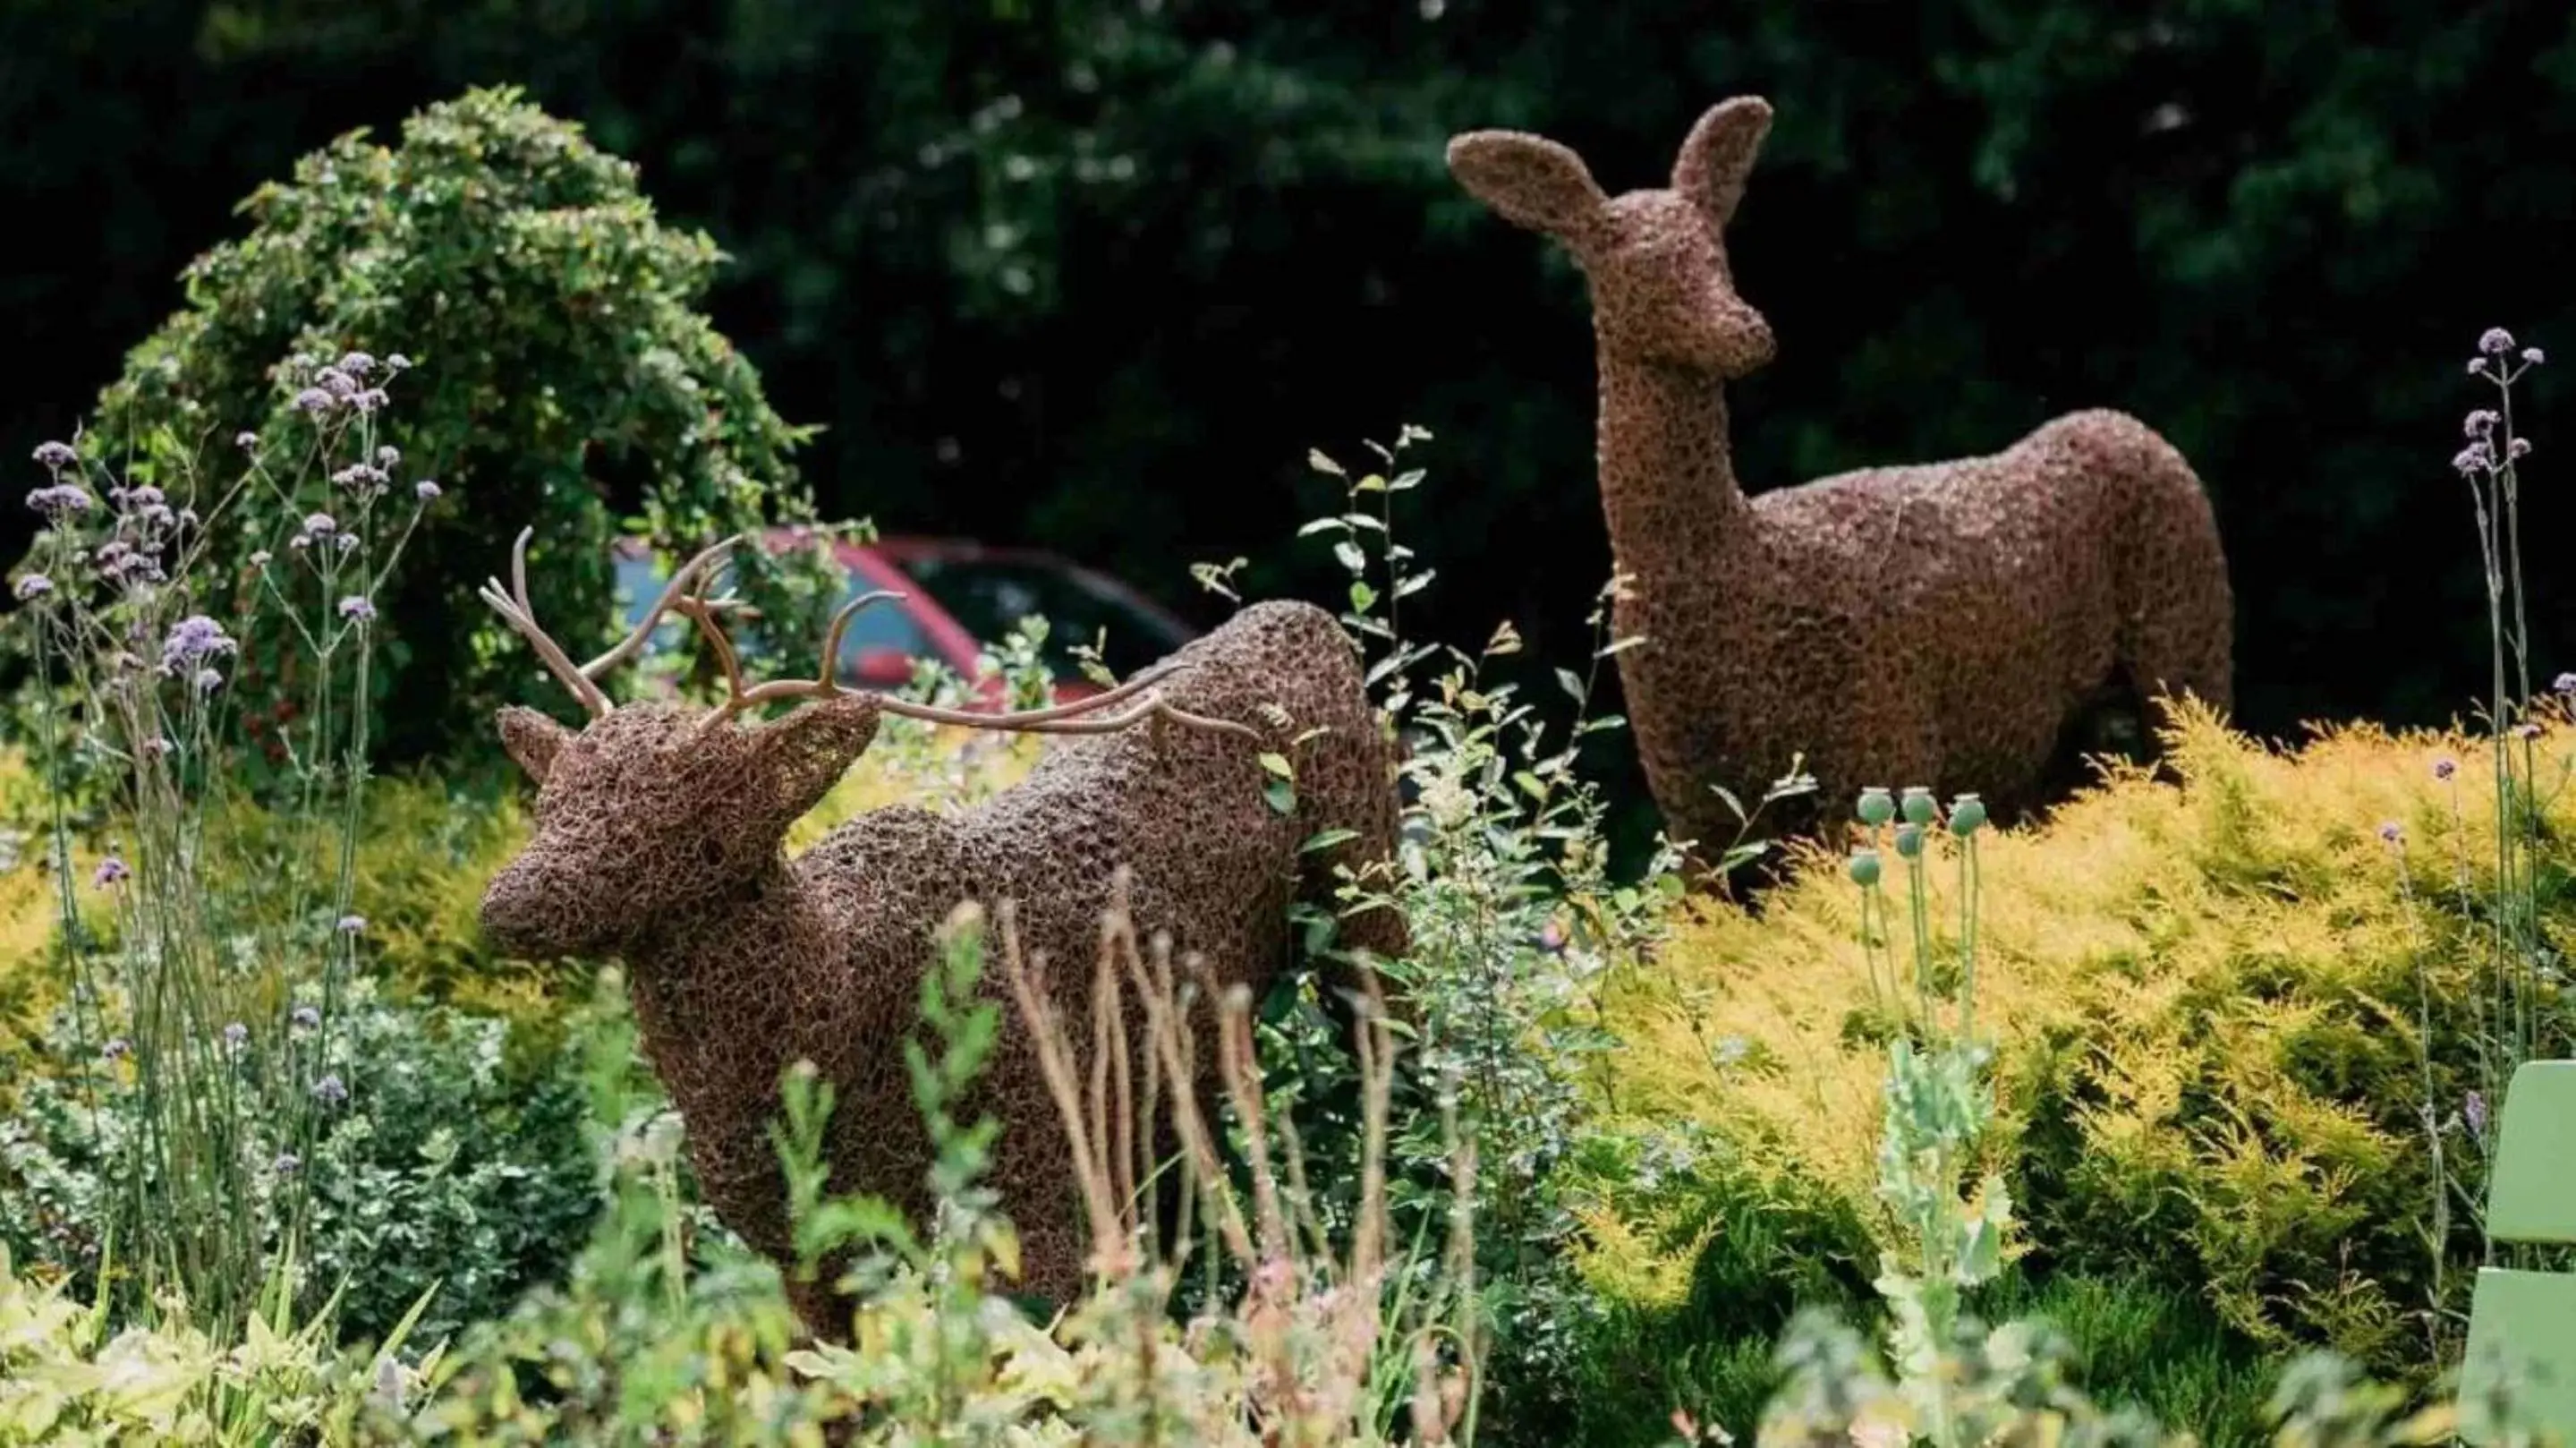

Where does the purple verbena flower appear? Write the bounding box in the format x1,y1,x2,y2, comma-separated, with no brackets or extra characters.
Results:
160,615,237,671
2555,673,2576,696
2465,410,2500,439
413,479,441,502
235,430,259,450
123,486,163,510
336,914,366,934
13,575,52,601
2469,357,2490,376
2434,755,2458,781
293,388,336,414
93,856,129,888
2454,443,2494,476
193,668,223,694
375,445,399,467
352,388,388,413
2480,328,2518,356
301,512,337,536
26,484,95,517
2513,721,2543,740
386,353,412,371
291,1005,320,1031
337,596,375,622
2522,346,2546,366
101,1036,130,1062
249,550,271,568
289,534,310,550
336,351,376,379
317,368,358,399
272,1152,301,1176
221,1021,248,1048
2510,438,2533,460
2466,1090,2490,1140
312,1073,348,1106
2377,821,2402,845
32,441,76,470
335,532,359,552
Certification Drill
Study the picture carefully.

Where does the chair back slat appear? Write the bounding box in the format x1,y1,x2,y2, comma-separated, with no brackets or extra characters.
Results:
2461,1266,2576,1444
2487,1060,2576,1244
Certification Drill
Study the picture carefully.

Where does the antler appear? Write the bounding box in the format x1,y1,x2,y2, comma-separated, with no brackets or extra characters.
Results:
479,528,741,717
676,576,1261,744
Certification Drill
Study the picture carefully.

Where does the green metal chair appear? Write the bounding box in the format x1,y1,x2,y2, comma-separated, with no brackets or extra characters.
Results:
2462,1060,2576,1442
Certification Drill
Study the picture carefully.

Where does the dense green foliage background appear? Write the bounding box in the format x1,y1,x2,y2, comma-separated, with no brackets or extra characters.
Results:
5,1,2573,788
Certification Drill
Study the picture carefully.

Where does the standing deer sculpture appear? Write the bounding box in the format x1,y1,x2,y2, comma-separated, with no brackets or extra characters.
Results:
473,529,1407,1335
1449,96,2233,857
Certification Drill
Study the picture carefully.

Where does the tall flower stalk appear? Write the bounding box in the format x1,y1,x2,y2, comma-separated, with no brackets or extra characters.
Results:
9,350,439,1327
2444,328,2563,1242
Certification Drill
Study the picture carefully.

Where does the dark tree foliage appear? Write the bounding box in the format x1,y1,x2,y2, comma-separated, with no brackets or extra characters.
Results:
4,1,2571,795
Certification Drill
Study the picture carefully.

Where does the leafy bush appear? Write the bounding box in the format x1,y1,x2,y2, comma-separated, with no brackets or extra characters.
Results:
72,84,846,768
0,974,597,1349
1577,703,2576,1384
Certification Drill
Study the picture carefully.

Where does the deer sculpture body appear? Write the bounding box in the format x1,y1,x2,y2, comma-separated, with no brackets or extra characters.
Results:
1449,97,2233,855
473,533,1406,1334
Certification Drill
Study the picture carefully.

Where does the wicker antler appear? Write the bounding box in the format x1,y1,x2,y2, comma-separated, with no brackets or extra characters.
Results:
478,528,744,717
674,572,1261,742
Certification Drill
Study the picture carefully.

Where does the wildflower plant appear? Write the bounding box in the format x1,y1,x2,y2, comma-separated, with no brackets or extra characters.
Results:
1276,428,1803,1429
2403,326,2576,1363
6,353,438,1329
1844,788,2013,1447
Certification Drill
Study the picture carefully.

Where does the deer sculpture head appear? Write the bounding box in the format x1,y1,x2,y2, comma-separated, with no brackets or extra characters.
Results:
476,529,1254,959
1448,96,1776,378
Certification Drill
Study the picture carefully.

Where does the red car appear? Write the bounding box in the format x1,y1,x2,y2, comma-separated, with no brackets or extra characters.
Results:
611,533,1201,703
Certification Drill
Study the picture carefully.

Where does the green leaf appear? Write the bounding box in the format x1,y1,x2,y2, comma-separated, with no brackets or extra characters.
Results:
1355,473,1388,493
1554,667,1586,703
1300,828,1361,854
1332,540,1366,575
1307,447,1344,476
1296,517,1345,536
1348,580,1379,615
1264,777,1298,815
1257,751,1294,779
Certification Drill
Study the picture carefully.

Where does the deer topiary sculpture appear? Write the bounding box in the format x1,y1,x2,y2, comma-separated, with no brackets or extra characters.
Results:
472,529,1407,1335
1448,96,2233,857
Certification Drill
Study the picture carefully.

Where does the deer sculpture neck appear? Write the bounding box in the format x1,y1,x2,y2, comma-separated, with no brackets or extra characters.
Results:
1594,352,1754,571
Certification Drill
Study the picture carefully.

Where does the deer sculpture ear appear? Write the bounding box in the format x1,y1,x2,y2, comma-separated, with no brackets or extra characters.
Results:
1672,96,1772,229
497,706,571,784
754,694,883,822
1447,129,1610,246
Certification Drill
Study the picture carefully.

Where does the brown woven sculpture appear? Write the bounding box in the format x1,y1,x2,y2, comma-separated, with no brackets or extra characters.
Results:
1449,97,2232,854
473,530,1407,1335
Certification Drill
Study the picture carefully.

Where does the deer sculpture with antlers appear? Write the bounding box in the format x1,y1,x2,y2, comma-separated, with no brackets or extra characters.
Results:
473,530,1407,1333
1449,97,2233,856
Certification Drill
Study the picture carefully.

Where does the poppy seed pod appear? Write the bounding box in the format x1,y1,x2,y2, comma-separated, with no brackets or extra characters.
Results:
1948,795,1988,837
1849,848,1883,887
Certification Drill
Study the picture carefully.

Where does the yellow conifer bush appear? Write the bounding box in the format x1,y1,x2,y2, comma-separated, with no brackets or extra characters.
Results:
1578,703,2566,1373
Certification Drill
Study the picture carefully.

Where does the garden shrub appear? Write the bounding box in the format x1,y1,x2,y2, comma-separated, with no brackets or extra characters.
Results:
0,973,599,1349
1577,703,2574,1384
69,84,847,769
